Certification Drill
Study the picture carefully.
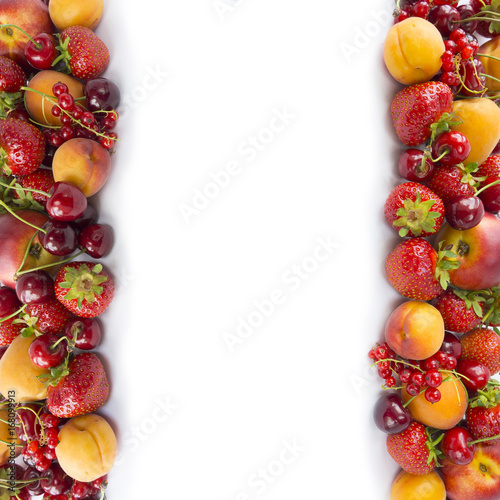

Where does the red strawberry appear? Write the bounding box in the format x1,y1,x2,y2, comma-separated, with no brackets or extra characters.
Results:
46,352,109,418
0,318,22,346
461,327,500,374
467,384,500,445
384,182,444,237
13,167,55,208
0,118,45,176
0,55,25,93
386,421,441,475
434,288,484,334
54,262,114,318
390,82,454,146
385,238,458,300
477,155,500,179
25,296,74,335
426,164,478,206
56,26,109,81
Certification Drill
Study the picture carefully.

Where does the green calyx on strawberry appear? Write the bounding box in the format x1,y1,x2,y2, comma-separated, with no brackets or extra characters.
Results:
0,91,23,118
393,191,443,237
428,112,463,145
469,380,500,409
435,241,461,290
450,287,486,320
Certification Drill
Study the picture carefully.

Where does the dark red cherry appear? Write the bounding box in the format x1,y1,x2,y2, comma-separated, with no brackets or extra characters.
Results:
446,195,484,230
373,393,412,434
46,182,87,222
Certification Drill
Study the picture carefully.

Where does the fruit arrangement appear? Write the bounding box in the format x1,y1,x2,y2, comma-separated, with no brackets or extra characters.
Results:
0,0,119,498
373,1,500,498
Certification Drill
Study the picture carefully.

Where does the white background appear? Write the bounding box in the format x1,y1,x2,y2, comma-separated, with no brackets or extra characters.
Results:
95,0,406,497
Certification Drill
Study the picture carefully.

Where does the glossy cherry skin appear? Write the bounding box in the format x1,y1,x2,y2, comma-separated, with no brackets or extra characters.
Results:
373,393,412,434
85,77,121,112
28,333,68,369
70,204,98,232
46,182,88,222
432,131,471,166
428,5,461,36
40,220,78,256
398,148,434,182
24,33,58,70
440,331,462,360
478,176,500,213
64,317,101,350
0,286,21,317
456,358,490,391
446,195,485,230
442,426,475,465
78,223,114,258
40,462,73,496
15,271,54,305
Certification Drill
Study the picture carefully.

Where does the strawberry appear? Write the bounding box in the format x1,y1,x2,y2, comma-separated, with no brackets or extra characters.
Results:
0,55,25,93
477,155,500,180
0,118,45,176
425,164,479,206
13,167,55,208
461,327,500,374
0,318,22,346
46,352,109,418
390,82,454,146
385,238,459,300
384,182,444,237
55,262,114,318
386,421,442,475
466,383,500,445
433,288,484,333
55,26,110,81
23,297,74,335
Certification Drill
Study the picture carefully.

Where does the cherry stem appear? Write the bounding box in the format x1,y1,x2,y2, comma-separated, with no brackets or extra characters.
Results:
0,200,46,233
475,178,500,196
477,52,500,63
16,231,38,276
430,149,450,163
481,73,500,85
0,304,26,324
0,179,50,198
0,24,41,49
15,249,85,277
50,336,68,349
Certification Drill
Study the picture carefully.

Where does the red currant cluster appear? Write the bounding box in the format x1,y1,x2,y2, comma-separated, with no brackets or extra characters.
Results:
369,341,458,403
42,82,118,151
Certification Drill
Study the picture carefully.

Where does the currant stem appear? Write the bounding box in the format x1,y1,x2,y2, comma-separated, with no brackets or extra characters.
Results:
0,304,26,324
0,200,46,233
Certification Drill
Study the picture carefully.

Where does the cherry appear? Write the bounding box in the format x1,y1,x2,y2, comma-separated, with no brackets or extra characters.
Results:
71,481,92,499
440,332,462,360
15,405,42,442
23,466,45,496
458,58,486,97
478,176,500,213
442,426,475,465
456,358,490,391
398,148,434,181
28,333,68,369
432,131,471,166
70,204,98,233
65,317,101,350
40,463,73,496
446,195,485,230
15,270,55,305
373,393,412,434
457,3,479,33
427,5,461,36
40,220,78,256
85,77,121,112
46,182,88,222
0,286,21,317
24,33,58,70
410,0,430,18
78,223,114,258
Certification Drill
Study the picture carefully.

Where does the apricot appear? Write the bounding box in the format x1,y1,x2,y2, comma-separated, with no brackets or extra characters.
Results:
0,409,22,465
385,300,444,360
52,138,111,197
401,374,467,430
478,36,500,92
25,70,85,126
0,335,49,402
383,17,445,85
391,470,446,500
452,98,500,166
56,414,117,482
49,0,104,31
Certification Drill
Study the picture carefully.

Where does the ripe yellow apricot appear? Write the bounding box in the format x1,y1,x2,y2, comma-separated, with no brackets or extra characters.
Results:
391,470,446,500
49,0,103,31
452,97,500,166
402,374,467,430
478,36,500,92
383,17,445,85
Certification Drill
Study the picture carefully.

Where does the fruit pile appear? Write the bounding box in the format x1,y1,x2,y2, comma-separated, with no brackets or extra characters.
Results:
0,0,119,499
373,2,500,498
